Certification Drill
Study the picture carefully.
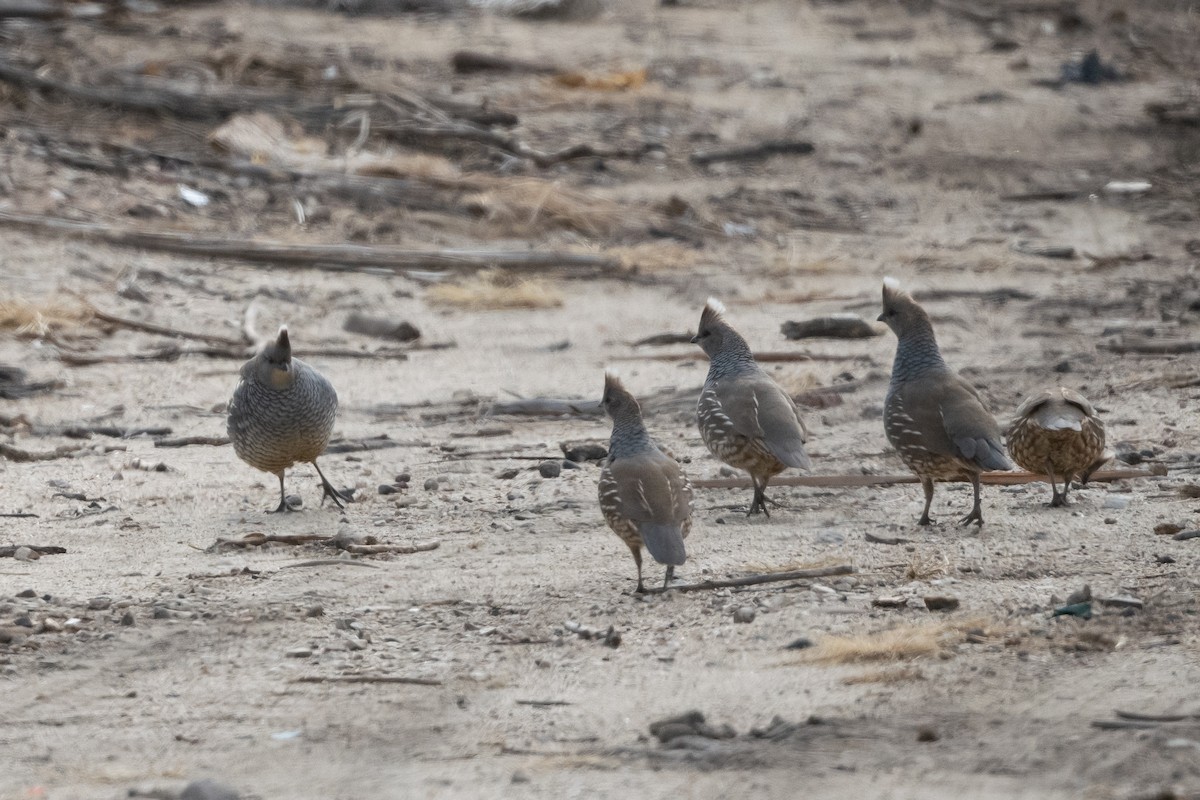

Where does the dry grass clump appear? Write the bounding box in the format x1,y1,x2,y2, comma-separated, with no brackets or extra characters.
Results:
906,551,951,581
426,271,564,311
803,622,950,665
0,296,91,338
464,178,624,236
609,242,698,273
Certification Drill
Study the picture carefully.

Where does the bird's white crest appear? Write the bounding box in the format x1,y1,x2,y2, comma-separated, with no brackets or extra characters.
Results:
882,276,901,291
704,297,726,316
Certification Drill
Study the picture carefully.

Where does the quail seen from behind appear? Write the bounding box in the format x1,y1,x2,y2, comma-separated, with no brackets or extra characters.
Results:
692,298,811,516
879,279,1013,525
598,370,692,592
1007,387,1109,507
227,326,345,512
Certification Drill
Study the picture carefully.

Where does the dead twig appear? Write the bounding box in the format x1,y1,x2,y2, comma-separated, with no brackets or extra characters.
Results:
88,307,247,348
278,559,380,570
57,343,413,366
488,398,603,417
212,532,329,550
0,442,84,462
1104,337,1200,355
0,57,301,120
691,468,1161,490
451,51,560,75
291,675,442,686
690,139,814,166
0,545,65,557
617,351,859,364
342,541,440,555
0,211,621,275
153,436,231,448
1113,710,1190,723
645,565,854,594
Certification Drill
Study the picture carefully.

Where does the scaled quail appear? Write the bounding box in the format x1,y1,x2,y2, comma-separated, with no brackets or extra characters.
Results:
1007,387,1110,507
598,370,693,592
692,298,811,516
879,279,1013,525
227,326,345,512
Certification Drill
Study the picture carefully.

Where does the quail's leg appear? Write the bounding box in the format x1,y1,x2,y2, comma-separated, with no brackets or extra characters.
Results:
269,472,297,513
632,547,645,594
311,460,347,511
918,477,935,526
747,476,770,517
959,473,984,525
1046,464,1066,507
663,564,675,589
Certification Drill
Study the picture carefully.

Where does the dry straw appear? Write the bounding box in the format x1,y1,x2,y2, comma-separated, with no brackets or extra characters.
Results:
0,295,91,338
426,270,563,311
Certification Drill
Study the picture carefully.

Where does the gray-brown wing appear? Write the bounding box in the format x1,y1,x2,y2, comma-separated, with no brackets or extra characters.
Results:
902,375,1013,471
606,451,690,565
715,375,811,469
1008,388,1056,435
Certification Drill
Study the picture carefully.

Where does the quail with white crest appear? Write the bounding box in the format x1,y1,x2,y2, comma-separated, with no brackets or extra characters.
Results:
879,279,1013,525
692,298,811,516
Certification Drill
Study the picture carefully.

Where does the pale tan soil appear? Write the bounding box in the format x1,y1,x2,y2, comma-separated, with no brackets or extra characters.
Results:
1,1,1199,798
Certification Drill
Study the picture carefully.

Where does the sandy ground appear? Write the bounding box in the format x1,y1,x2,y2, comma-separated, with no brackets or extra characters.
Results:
1,1,1199,798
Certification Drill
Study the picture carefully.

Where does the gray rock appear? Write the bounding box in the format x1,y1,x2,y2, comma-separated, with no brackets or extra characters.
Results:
423,477,439,491
733,606,756,624
538,460,562,479
182,779,241,800
923,595,959,612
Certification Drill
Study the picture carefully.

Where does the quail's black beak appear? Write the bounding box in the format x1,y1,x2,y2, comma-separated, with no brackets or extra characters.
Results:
689,334,700,344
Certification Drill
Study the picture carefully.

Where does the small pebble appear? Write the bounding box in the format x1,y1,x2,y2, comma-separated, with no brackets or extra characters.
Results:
1102,496,1129,510
378,484,398,495
511,770,531,784
88,596,112,611
16,589,36,598
733,606,756,624
783,637,814,650
423,478,439,492
538,460,562,479
285,647,313,658
13,547,36,562
916,727,940,742
120,611,135,627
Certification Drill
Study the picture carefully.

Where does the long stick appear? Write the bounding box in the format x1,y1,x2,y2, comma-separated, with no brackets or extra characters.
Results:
617,351,863,364
691,468,1159,490
291,675,442,686
646,564,854,594
0,211,620,274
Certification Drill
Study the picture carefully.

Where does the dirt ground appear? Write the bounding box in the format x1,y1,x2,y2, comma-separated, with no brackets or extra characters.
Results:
1,0,1199,798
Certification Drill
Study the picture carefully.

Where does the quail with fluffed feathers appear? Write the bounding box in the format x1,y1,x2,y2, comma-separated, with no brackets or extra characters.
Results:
692,298,811,516
879,279,1013,525
598,370,692,592
227,326,345,513
1007,387,1110,507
